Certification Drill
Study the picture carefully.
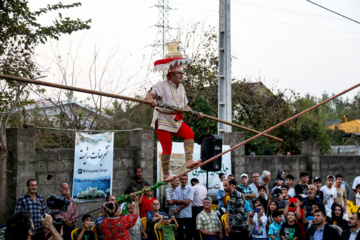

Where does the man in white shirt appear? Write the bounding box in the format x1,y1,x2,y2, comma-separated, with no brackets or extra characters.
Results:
320,175,337,215
190,178,207,240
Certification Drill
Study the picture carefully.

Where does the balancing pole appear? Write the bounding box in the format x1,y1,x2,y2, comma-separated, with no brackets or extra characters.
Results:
0,74,282,142
173,82,360,180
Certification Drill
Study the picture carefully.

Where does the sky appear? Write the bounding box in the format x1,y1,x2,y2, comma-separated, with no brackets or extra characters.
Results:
29,0,360,104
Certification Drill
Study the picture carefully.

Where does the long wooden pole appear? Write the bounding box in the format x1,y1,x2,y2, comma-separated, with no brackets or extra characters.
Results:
174,82,360,179
0,74,282,141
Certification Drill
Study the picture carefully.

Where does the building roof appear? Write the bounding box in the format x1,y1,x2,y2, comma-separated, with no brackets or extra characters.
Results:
327,119,360,133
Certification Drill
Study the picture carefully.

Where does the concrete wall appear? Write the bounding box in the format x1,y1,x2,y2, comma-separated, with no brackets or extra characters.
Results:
5,128,154,225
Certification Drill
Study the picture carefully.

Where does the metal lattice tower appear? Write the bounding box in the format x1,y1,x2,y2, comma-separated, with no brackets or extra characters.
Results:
153,0,172,59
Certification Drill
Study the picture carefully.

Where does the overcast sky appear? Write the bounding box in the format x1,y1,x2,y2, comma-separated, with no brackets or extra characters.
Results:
30,0,360,102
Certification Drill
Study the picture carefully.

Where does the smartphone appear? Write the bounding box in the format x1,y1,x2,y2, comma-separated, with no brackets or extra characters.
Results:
272,193,279,198
306,206,313,212
254,209,260,213
289,198,297,203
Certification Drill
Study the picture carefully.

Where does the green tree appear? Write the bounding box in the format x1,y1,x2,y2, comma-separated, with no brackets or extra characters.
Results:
0,0,90,220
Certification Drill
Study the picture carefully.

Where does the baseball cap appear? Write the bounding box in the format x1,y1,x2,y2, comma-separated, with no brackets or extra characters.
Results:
327,174,335,180
314,177,322,182
240,173,248,178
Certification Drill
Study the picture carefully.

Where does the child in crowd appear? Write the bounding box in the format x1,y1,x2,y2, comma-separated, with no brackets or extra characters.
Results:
141,188,155,218
267,201,284,231
216,173,226,210
272,189,286,213
281,185,289,201
280,211,300,240
76,214,95,240
271,179,284,193
285,175,295,198
258,186,269,212
356,184,360,206
268,210,283,240
156,215,178,240
250,204,268,240
302,202,321,230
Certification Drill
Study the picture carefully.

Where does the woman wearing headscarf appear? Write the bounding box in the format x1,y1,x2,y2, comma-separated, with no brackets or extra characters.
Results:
329,202,349,231
272,170,286,188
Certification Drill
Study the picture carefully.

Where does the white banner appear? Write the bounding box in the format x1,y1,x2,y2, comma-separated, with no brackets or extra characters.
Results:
157,142,231,199
72,132,114,202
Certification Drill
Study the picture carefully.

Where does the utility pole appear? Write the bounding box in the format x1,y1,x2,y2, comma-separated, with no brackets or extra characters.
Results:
218,0,232,134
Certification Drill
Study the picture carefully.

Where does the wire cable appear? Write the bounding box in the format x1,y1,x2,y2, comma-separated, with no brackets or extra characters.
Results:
306,0,360,25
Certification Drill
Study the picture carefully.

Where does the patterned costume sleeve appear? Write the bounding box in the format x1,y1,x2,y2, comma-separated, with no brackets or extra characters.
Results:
125,214,139,229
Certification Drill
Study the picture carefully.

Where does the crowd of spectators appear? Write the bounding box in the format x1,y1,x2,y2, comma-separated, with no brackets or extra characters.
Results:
4,166,360,240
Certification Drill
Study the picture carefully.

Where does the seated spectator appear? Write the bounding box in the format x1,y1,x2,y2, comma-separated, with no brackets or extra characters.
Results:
285,175,296,198
268,210,283,240
329,203,349,231
302,184,325,214
196,196,222,240
272,189,286,213
250,204,267,240
305,209,340,240
128,202,147,240
141,188,156,218
146,200,166,240
76,215,95,240
280,211,300,240
273,170,286,188
100,194,142,240
157,215,179,240
341,212,360,240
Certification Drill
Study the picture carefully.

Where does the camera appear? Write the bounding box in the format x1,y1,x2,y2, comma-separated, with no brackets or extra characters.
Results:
46,195,70,227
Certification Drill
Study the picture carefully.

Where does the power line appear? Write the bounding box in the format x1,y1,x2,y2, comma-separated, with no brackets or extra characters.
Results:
306,0,360,25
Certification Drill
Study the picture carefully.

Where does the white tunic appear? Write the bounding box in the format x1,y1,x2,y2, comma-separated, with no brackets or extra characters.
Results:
150,80,189,133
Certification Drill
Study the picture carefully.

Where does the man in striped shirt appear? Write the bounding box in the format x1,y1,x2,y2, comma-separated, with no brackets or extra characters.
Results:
224,179,249,240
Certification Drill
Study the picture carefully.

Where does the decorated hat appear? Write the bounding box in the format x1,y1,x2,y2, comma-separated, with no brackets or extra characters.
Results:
154,42,193,72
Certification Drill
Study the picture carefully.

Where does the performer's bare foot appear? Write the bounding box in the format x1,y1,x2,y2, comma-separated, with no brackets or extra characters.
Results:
186,159,201,169
163,175,174,182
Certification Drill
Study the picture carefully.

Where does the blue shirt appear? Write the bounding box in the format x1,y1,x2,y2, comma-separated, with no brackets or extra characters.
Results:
172,185,194,218
95,216,105,240
15,193,47,230
268,222,283,240
313,225,325,240
238,184,254,207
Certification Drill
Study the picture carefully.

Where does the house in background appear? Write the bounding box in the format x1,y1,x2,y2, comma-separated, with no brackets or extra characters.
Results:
22,99,106,129
327,115,360,155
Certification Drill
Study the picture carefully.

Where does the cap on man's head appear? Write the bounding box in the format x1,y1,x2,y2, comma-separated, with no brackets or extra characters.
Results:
327,174,335,180
240,173,248,178
314,177,322,182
